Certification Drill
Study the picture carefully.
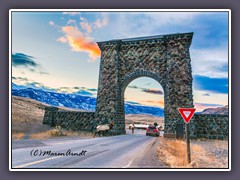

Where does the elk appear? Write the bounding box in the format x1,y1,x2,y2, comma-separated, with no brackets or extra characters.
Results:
94,121,114,137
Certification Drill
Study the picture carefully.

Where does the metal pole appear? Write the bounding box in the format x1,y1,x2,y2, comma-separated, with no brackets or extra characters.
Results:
186,123,191,164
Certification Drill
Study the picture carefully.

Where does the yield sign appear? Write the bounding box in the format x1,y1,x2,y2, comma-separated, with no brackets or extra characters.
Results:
178,108,196,124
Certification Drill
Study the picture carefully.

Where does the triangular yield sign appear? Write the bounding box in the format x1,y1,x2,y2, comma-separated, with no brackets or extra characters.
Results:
178,108,196,124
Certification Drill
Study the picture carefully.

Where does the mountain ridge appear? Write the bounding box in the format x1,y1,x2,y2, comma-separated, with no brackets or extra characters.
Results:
11,83,164,117
199,105,228,115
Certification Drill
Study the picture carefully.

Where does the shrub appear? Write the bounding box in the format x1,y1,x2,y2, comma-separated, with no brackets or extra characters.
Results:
47,129,66,137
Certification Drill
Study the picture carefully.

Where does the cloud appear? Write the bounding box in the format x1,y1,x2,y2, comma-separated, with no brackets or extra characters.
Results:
105,12,199,39
54,13,110,62
202,93,210,96
12,53,49,75
12,53,39,68
49,21,55,26
57,36,68,43
12,76,48,89
191,47,228,78
144,83,151,86
12,76,29,82
88,88,97,92
79,15,109,33
58,25,101,62
144,12,198,26
60,86,97,96
142,88,163,95
80,17,92,33
193,75,228,94
27,81,45,88
215,63,228,73
63,12,81,15
12,77,97,96
94,14,108,28
67,19,77,25
55,86,96,95
128,85,140,89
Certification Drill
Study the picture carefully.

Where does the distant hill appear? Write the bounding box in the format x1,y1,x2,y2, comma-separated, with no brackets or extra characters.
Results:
12,83,164,117
125,114,164,126
200,105,228,115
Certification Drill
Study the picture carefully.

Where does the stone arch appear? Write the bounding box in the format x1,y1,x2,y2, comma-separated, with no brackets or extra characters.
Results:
121,69,164,91
95,32,194,137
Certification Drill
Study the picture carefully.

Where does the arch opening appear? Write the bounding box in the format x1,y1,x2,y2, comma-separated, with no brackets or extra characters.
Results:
123,76,165,136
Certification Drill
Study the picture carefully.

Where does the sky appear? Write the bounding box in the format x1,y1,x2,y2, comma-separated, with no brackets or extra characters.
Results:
11,10,229,112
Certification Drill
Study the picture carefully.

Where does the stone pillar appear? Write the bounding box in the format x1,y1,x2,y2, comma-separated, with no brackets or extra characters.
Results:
95,41,125,135
164,33,194,138
114,42,126,135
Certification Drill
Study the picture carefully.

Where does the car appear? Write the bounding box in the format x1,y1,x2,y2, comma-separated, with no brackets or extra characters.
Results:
146,125,160,137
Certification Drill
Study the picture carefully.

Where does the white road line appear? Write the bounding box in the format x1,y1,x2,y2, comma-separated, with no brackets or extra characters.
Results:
123,159,134,168
14,156,62,168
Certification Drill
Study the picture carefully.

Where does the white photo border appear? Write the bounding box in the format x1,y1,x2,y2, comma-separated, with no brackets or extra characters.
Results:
9,9,231,171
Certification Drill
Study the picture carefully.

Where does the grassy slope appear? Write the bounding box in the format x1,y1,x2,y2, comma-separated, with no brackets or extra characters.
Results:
12,95,51,135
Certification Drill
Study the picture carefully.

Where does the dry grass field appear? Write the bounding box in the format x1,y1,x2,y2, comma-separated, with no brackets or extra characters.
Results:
12,96,51,139
157,138,228,168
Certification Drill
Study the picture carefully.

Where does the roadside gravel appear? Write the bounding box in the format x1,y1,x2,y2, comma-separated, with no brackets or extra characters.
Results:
191,140,228,168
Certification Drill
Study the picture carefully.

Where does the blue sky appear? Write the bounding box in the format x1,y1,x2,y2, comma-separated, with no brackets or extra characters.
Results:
11,11,229,111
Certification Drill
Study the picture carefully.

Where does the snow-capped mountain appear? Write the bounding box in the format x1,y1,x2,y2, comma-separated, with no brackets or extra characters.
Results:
11,83,164,117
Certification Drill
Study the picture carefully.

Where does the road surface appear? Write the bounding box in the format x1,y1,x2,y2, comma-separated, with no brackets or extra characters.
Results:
11,129,166,169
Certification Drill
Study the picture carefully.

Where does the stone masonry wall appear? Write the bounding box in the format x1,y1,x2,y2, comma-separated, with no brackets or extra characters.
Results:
42,107,229,140
43,107,95,131
193,114,228,140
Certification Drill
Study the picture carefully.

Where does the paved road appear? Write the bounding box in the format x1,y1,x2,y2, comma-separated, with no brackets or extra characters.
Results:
12,130,166,169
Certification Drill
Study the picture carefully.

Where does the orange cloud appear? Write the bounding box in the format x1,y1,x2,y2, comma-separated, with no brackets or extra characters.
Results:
58,25,101,62
68,36,101,61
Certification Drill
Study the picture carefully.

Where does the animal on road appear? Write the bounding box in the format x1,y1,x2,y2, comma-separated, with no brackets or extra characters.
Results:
94,121,114,137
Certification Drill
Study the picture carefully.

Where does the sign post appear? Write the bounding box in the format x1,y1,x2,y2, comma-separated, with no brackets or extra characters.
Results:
178,108,196,164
